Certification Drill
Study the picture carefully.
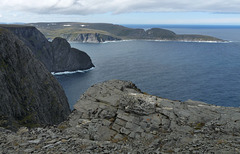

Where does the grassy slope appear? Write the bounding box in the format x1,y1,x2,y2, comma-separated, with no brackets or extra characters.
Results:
28,22,136,40
0,24,33,28
0,25,33,34
27,22,223,42
0,27,9,33
38,27,116,40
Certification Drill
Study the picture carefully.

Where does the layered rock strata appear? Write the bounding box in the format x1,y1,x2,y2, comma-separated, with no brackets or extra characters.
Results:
1,80,239,153
62,33,121,43
65,80,240,153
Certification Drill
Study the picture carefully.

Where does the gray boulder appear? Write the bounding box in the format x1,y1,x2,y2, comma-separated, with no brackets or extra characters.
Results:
64,79,240,153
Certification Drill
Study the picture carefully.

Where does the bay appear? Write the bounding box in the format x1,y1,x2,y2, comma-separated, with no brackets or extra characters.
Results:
55,25,240,109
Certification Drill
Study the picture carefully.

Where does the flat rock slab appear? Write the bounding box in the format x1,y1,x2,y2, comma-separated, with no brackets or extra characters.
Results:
67,80,240,152
1,80,240,153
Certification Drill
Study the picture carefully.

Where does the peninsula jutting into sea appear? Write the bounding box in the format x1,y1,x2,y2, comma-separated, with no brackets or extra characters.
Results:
27,22,225,43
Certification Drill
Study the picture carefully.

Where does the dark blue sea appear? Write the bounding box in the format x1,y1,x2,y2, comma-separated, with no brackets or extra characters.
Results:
55,25,240,109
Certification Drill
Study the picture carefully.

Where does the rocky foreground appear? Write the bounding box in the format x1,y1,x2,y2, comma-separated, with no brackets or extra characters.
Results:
1,80,240,153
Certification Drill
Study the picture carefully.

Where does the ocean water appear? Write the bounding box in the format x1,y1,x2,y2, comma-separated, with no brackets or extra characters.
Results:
55,25,240,109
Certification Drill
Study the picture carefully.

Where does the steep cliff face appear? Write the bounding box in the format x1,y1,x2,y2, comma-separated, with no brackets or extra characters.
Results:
0,25,94,73
0,28,71,130
0,25,53,70
51,37,94,72
62,33,120,43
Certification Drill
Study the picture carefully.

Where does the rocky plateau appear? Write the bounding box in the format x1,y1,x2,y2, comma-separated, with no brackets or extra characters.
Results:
1,80,240,153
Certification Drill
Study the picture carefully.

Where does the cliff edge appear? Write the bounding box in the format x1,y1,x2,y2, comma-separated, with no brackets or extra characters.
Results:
1,80,239,153
51,37,94,72
0,25,94,73
0,28,71,130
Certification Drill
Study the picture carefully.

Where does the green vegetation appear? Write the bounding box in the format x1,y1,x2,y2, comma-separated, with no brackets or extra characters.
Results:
0,24,33,28
38,27,117,40
19,112,40,128
0,27,9,33
26,22,224,42
58,121,69,130
177,34,223,41
194,122,205,130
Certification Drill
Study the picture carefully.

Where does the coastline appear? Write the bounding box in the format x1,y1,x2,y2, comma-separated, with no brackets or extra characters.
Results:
69,38,228,44
51,67,95,75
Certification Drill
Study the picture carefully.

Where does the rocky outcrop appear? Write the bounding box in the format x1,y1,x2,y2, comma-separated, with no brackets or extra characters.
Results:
0,25,54,71
64,80,240,153
62,33,120,43
0,28,71,130
51,37,94,72
0,25,94,73
1,79,240,153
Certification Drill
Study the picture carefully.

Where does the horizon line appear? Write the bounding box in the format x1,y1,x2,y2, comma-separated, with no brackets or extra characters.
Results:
1,22,240,26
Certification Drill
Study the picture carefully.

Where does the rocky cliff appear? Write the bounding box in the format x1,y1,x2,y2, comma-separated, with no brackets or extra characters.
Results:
0,28,71,130
28,22,225,43
0,25,94,73
62,33,120,43
51,37,94,72
1,80,239,153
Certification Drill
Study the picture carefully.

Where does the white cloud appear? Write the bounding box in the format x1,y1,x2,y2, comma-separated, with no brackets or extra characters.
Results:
161,17,240,25
0,14,2,18
0,0,240,15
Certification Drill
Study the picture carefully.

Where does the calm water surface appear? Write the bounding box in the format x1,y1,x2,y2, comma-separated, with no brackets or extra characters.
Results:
55,25,240,109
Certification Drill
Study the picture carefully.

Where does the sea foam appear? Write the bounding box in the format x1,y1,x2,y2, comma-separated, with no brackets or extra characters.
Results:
51,67,95,75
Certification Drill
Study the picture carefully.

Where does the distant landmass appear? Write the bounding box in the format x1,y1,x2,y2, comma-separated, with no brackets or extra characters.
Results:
27,22,224,43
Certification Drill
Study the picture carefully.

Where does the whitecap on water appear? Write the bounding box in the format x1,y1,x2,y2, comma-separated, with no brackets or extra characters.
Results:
51,67,95,76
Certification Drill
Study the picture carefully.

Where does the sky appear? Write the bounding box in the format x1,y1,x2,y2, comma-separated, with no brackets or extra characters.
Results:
0,0,240,25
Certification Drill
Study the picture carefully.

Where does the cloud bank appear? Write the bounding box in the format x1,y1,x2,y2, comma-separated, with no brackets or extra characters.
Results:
1,0,240,15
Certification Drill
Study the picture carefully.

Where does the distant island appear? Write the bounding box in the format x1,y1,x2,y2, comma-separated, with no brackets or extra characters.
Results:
27,22,225,43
